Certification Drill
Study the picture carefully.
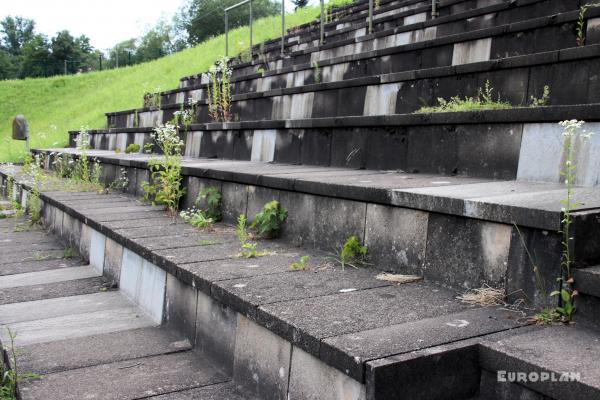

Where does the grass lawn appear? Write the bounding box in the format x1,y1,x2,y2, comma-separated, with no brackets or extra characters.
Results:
0,0,351,162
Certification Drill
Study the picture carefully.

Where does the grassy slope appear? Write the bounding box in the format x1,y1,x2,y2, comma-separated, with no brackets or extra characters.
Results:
0,2,348,162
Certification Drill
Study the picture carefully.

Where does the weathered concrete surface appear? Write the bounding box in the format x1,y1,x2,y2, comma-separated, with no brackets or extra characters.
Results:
320,308,525,381
19,351,229,400
0,291,132,325
1,306,156,346
146,382,248,399
165,273,198,343
258,284,466,357
0,276,107,305
19,326,191,374
233,314,291,400
479,326,600,400
0,257,84,276
0,265,99,289
288,346,366,400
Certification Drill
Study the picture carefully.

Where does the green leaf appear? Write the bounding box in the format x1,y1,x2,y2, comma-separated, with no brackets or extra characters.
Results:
561,289,571,303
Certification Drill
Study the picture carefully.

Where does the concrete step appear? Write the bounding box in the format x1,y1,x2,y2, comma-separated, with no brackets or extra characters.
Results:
479,325,600,400
109,40,600,127
179,0,579,97
19,149,600,307
19,350,230,400
0,276,108,305
1,171,543,399
19,326,192,375
0,265,100,289
145,381,249,399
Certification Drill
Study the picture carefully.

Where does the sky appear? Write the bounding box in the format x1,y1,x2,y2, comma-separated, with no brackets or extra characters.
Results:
1,0,315,51
1,0,186,50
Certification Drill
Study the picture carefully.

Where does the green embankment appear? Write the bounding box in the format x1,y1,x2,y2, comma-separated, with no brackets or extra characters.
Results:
0,1,350,162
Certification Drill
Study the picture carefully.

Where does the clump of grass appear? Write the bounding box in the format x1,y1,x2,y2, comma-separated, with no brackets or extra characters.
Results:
416,80,512,113
457,285,505,307
125,143,141,154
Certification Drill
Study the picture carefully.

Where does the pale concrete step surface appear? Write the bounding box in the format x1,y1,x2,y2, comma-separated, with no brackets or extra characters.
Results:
0,216,250,400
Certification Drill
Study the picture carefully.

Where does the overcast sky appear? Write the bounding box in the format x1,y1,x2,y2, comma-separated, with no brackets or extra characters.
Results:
2,0,184,50
1,0,315,51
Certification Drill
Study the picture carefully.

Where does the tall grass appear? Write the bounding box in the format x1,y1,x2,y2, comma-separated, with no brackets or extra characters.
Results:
0,0,352,162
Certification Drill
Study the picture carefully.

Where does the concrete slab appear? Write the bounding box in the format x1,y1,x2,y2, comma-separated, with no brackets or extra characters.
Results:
175,251,309,294
257,284,466,356
19,350,229,400
233,315,291,400
0,291,132,324
0,265,99,289
19,326,191,374
288,345,366,400
146,382,246,400
0,276,107,305
480,326,600,400
320,308,525,381
0,258,85,276
0,306,156,346
119,249,166,324
212,266,390,317
89,229,106,274
0,248,67,265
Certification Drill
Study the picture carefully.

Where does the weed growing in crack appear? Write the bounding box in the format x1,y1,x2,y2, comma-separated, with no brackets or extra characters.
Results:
207,57,232,122
197,187,222,222
143,123,186,216
0,327,41,400
530,85,551,107
329,235,369,270
250,200,287,239
236,214,267,258
290,255,310,271
180,208,214,229
518,120,594,324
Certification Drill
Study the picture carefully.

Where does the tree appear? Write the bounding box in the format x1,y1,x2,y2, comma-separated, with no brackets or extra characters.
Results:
19,34,51,77
0,49,17,79
136,20,174,63
176,0,280,45
292,0,309,8
0,16,35,56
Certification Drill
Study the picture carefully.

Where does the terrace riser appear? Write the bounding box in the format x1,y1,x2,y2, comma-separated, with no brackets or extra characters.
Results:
71,122,600,188
109,48,600,127
224,0,579,78
12,158,571,306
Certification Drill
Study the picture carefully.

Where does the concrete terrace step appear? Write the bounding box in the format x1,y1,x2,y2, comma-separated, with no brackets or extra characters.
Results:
479,325,600,400
1,168,537,399
0,215,249,400
180,0,580,90
19,350,229,400
34,148,600,232
107,43,600,126
227,1,588,78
